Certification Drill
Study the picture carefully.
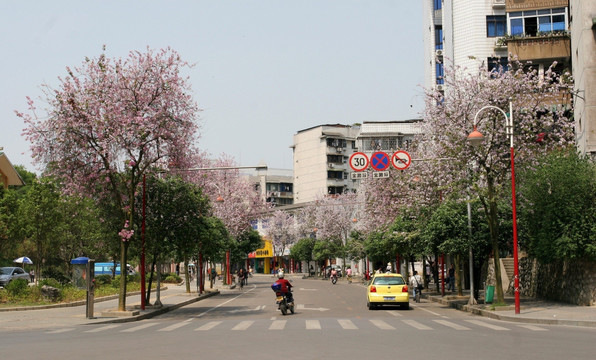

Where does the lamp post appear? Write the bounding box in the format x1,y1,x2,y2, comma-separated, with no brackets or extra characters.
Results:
467,101,520,314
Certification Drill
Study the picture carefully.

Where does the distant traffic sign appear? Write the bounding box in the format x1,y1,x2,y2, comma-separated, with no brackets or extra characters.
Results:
392,150,411,170
349,152,369,172
370,152,390,171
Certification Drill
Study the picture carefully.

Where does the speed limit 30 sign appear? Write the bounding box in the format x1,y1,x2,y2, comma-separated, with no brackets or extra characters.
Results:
349,152,369,172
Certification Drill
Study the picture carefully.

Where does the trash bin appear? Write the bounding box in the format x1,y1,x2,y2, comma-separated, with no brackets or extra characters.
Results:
485,285,495,303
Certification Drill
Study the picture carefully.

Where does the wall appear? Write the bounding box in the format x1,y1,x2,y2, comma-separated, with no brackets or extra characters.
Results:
515,257,596,306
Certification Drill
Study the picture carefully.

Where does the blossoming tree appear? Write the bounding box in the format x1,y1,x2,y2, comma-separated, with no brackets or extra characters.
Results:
19,47,200,311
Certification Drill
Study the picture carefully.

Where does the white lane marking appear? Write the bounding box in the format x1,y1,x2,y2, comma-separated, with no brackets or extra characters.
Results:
194,287,256,318
403,319,433,330
411,304,448,318
465,319,509,331
338,319,358,330
296,304,329,311
85,324,120,333
231,320,254,331
158,322,191,332
269,320,286,330
518,324,548,331
387,310,402,317
47,328,75,334
433,320,471,330
370,319,395,330
195,321,222,331
121,322,158,332
305,320,321,330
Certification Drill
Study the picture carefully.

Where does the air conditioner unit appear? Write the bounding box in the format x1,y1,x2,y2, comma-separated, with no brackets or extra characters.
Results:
329,164,334,168
435,49,444,57
436,84,445,91
336,147,344,152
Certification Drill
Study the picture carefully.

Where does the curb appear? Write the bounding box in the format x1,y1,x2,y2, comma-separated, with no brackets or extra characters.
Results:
88,289,220,324
423,293,596,328
0,289,166,312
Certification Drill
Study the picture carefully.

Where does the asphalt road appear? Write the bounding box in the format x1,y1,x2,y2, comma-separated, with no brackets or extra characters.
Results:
2,276,595,360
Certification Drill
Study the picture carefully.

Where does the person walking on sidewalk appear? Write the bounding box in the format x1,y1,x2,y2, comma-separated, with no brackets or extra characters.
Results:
410,271,423,303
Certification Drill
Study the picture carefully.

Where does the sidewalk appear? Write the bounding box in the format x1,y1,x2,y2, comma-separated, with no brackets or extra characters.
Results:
0,281,229,331
422,289,596,328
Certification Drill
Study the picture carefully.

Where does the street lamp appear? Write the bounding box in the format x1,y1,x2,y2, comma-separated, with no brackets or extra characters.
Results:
467,101,520,314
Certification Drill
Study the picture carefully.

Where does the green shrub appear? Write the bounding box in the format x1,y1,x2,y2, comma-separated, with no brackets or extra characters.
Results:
95,275,112,286
39,278,63,289
42,266,70,284
163,275,181,283
6,278,30,297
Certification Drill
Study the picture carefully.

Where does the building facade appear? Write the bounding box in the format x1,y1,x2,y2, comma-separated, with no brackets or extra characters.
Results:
570,0,596,158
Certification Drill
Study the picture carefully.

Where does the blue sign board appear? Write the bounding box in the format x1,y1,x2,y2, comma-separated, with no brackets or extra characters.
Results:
370,152,390,171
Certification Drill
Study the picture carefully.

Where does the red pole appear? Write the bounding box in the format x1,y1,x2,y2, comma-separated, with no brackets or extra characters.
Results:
141,174,146,310
199,252,204,294
226,250,231,285
441,254,445,296
511,146,520,314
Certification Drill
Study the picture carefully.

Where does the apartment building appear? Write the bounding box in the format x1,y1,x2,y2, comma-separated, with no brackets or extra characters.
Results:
570,0,596,158
291,124,360,204
291,121,422,205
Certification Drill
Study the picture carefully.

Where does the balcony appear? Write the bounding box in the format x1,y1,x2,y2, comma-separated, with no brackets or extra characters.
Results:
506,34,570,62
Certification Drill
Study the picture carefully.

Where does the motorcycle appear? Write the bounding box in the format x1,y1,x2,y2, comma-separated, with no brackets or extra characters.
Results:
330,274,338,284
271,283,294,315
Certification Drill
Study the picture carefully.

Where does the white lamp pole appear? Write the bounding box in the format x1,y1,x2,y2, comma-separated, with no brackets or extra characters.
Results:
467,101,520,314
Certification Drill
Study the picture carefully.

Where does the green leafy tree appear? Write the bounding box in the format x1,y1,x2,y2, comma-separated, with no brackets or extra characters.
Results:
290,237,316,275
518,149,596,262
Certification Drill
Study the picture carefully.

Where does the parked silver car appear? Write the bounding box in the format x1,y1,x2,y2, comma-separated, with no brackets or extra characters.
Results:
0,267,31,287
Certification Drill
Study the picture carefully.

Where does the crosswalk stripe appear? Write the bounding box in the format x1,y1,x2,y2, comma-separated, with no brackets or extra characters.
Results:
387,310,403,317
370,319,395,330
85,324,120,333
232,321,254,331
517,324,548,331
269,320,286,330
158,322,191,332
403,319,433,330
465,319,509,331
306,320,321,330
195,321,222,331
433,320,471,330
121,323,158,332
338,319,358,330
47,328,75,334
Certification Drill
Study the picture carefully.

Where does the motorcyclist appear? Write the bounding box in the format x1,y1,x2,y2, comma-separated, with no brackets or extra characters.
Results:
330,268,338,283
273,271,293,303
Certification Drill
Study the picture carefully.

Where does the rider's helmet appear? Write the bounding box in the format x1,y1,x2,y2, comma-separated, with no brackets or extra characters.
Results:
277,271,284,279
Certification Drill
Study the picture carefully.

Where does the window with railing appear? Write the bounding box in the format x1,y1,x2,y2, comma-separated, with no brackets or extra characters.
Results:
509,8,566,36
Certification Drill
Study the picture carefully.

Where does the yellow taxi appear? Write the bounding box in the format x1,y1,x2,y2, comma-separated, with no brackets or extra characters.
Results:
366,273,409,310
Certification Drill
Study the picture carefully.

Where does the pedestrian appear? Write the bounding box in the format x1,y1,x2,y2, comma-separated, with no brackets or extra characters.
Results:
410,270,423,302
176,264,180,276
448,264,455,291
386,262,392,273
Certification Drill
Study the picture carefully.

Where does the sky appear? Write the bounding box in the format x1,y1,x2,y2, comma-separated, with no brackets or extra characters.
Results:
0,1,424,173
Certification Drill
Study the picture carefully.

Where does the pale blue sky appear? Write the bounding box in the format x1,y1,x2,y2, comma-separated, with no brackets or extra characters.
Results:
1,1,424,172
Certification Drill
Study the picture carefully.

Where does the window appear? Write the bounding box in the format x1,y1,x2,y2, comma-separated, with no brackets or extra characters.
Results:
509,8,567,36
488,57,509,75
436,62,444,85
434,0,442,11
487,16,506,37
435,26,443,49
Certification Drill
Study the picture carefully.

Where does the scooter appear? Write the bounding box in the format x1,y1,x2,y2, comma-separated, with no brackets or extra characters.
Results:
330,274,338,284
271,283,294,315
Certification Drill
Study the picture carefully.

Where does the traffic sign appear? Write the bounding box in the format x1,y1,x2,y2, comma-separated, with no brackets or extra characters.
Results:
349,152,369,172
370,152,390,171
392,150,411,170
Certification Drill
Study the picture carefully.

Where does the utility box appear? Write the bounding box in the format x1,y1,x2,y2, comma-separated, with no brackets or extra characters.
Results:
71,257,95,318
485,285,495,304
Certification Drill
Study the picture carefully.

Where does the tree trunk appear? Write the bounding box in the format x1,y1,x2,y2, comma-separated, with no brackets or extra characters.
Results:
184,258,191,293
456,254,463,296
118,240,128,311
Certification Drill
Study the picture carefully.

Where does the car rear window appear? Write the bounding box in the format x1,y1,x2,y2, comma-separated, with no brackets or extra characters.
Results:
373,277,405,285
